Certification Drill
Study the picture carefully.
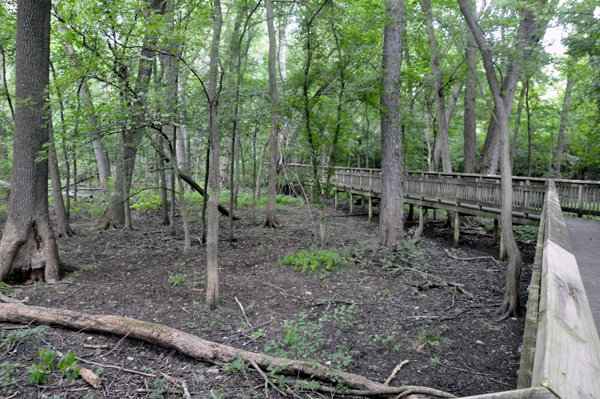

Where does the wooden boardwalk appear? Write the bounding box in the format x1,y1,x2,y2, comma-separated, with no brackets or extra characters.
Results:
565,216,600,337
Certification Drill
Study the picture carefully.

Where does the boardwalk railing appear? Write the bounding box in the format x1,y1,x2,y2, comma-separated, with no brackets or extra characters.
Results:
288,164,600,225
287,165,600,398
459,182,600,399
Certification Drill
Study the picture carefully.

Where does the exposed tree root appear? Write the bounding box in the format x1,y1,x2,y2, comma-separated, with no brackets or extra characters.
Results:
0,303,455,398
262,216,280,228
0,293,28,304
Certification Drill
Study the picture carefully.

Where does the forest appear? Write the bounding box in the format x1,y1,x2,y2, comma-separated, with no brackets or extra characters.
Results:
0,0,599,398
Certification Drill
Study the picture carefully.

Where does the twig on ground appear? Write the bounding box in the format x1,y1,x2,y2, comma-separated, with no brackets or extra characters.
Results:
317,385,455,398
445,249,502,265
94,324,136,360
161,372,191,399
235,297,253,328
210,389,219,399
488,377,516,388
249,359,288,397
437,362,498,377
75,357,156,377
384,360,409,385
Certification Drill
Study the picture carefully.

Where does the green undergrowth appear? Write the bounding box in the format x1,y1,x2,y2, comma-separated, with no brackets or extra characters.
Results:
1,327,83,393
476,217,538,244
220,305,360,392
129,188,304,213
279,247,349,273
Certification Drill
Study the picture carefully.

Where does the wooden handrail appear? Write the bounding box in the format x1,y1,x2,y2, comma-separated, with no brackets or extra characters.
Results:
285,164,600,218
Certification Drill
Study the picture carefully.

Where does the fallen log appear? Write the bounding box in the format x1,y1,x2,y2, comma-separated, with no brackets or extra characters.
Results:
0,303,454,398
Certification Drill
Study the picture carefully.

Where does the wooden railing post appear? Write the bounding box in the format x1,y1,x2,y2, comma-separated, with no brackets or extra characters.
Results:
453,209,460,249
578,184,584,218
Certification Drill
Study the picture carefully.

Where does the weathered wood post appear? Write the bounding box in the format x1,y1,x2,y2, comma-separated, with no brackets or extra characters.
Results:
577,184,584,218
493,219,499,245
349,193,353,215
419,206,424,237
499,229,505,261
453,209,460,249
368,196,372,222
334,191,338,210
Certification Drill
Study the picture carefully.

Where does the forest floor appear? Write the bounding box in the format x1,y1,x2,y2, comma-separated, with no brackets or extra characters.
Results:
0,195,535,399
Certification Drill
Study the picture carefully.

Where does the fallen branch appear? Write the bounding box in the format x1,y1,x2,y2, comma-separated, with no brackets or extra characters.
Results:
0,303,454,398
444,249,502,265
75,356,156,377
0,293,28,304
235,296,253,328
385,360,409,385
161,372,191,399
249,359,288,397
79,367,102,389
317,384,455,397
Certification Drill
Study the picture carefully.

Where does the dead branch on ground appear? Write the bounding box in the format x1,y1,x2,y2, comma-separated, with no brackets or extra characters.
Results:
0,303,455,398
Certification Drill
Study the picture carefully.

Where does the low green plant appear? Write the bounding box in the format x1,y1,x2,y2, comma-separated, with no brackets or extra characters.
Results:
168,274,186,286
1,326,47,348
27,347,81,385
280,247,349,273
131,191,163,212
58,350,81,380
27,363,49,384
513,225,538,244
0,361,19,392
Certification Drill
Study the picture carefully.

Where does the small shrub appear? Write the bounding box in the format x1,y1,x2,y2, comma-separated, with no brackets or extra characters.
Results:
131,191,163,212
0,361,19,392
168,274,186,286
280,247,349,273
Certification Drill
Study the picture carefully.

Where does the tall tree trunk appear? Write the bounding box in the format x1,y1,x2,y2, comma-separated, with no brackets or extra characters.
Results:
255,137,269,200
526,80,532,177
420,0,454,174
477,2,548,175
458,0,523,320
553,72,578,177
0,45,15,121
377,0,405,247
463,9,478,174
263,0,280,228
158,152,170,225
177,73,188,175
510,86,526,172
98,0,161,229
49,120,74,238
0,0,62,283
58,28,111,189
206,0,223,310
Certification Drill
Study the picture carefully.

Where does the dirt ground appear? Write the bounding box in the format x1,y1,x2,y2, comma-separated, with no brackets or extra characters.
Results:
0,197,535,399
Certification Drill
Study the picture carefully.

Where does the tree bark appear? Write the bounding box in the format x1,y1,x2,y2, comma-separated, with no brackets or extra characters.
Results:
458,0,523,319
510,86,526,172
553,71,578,177
477,2,547,175
0,0,62,284
377,0,405,247
263,0,280,228
58,27,111,189
420,0,453,174
206,0,223,310
49,120,74,238
463,7,478,174
254,137,269,200
98,0,161,229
